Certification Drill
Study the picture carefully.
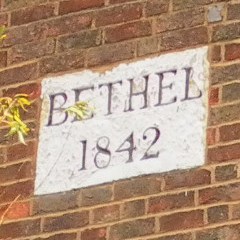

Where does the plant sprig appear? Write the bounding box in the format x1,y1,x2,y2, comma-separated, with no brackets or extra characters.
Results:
65,101,93,120
0,96,93,145
0,26,93,145
0,25,7,42
0,94,32,145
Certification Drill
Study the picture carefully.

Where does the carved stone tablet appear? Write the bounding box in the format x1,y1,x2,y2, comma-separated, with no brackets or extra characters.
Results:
35,47,209,195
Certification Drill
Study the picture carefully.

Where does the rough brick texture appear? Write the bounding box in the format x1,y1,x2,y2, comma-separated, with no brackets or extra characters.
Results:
0,1,240,240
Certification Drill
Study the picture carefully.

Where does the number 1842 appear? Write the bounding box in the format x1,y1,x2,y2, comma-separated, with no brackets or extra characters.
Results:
79,126,161,171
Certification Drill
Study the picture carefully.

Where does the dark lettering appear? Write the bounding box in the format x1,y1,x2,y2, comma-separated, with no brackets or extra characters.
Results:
116,132,136,163
141,127,161,160
155,70,177,107
125,76,149,112
99,81,122,115
73,86,94,121
47,93,68,126
94,137,111,169
79,140,87,171
182,67,202,101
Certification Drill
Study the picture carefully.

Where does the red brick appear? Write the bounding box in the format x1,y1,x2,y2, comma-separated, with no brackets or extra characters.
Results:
59,0,104,15
0,161,32,184
109,0,136,4
172,0,213,10
7,141,35,162
207,128,217,146
11,3,56,26
227,3,240,20
196,224,240,240
225,43,240,61
9,39,55,64
0,180,34,204
0,50,7,67
0,219,40,239
232,203,240,220
215,164,238,182
5,13,92,46
148,191,194,214
164,169,211,190
0,201,30,221
93,205,120,224
81,185,113,206
209,87,219,106
145,0,169,17
57,30,101,52
154,234,192,240
87,42,136,67
0,147,6,163
32,191,79,215
199,182,240,205
0,63,38,87
211,63,240,85
209,103,240,126
212,22,240,43
210,45,221,63
39,50,85,75
121,200,145,219
0,127,11,146
156,8,204,33
3,0,49,10
81,228,107,240
109,218,155,239
21,101,39,122
220,123,240,142
0,13,8,25
95,3,142,27
43,211,89,232
137,36,159,57
105,20,152,44
114,176,161,200
34,233,77,240
159,210,204,232
3,83,41,99
207,205,229,223
222,82,240,103
161,26,208,51
208,143,240,163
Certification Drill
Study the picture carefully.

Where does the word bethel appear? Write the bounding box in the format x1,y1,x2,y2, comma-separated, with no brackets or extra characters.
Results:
47,67,200,126
35,47,209,195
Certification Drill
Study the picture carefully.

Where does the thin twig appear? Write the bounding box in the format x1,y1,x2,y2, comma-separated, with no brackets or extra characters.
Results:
0,98,17,123
1,99,17,121
0,194,21,226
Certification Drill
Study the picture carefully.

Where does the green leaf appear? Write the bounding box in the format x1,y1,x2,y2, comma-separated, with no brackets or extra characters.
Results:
5,126,18,137
0,26,6,42
13,112,27,127
17,97,31,111
66,106,84,119
19,124,30,135
0,91,31,145
65,101,93,120
15,94,29,98
18,130,26,145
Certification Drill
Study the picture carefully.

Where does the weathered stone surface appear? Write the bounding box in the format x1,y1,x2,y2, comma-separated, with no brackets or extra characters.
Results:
35,48,209,195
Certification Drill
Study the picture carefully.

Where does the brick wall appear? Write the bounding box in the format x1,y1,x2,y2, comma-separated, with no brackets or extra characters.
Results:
0,0,240,239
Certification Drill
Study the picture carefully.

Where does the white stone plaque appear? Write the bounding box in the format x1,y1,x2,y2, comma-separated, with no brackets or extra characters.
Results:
35,47,209,195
